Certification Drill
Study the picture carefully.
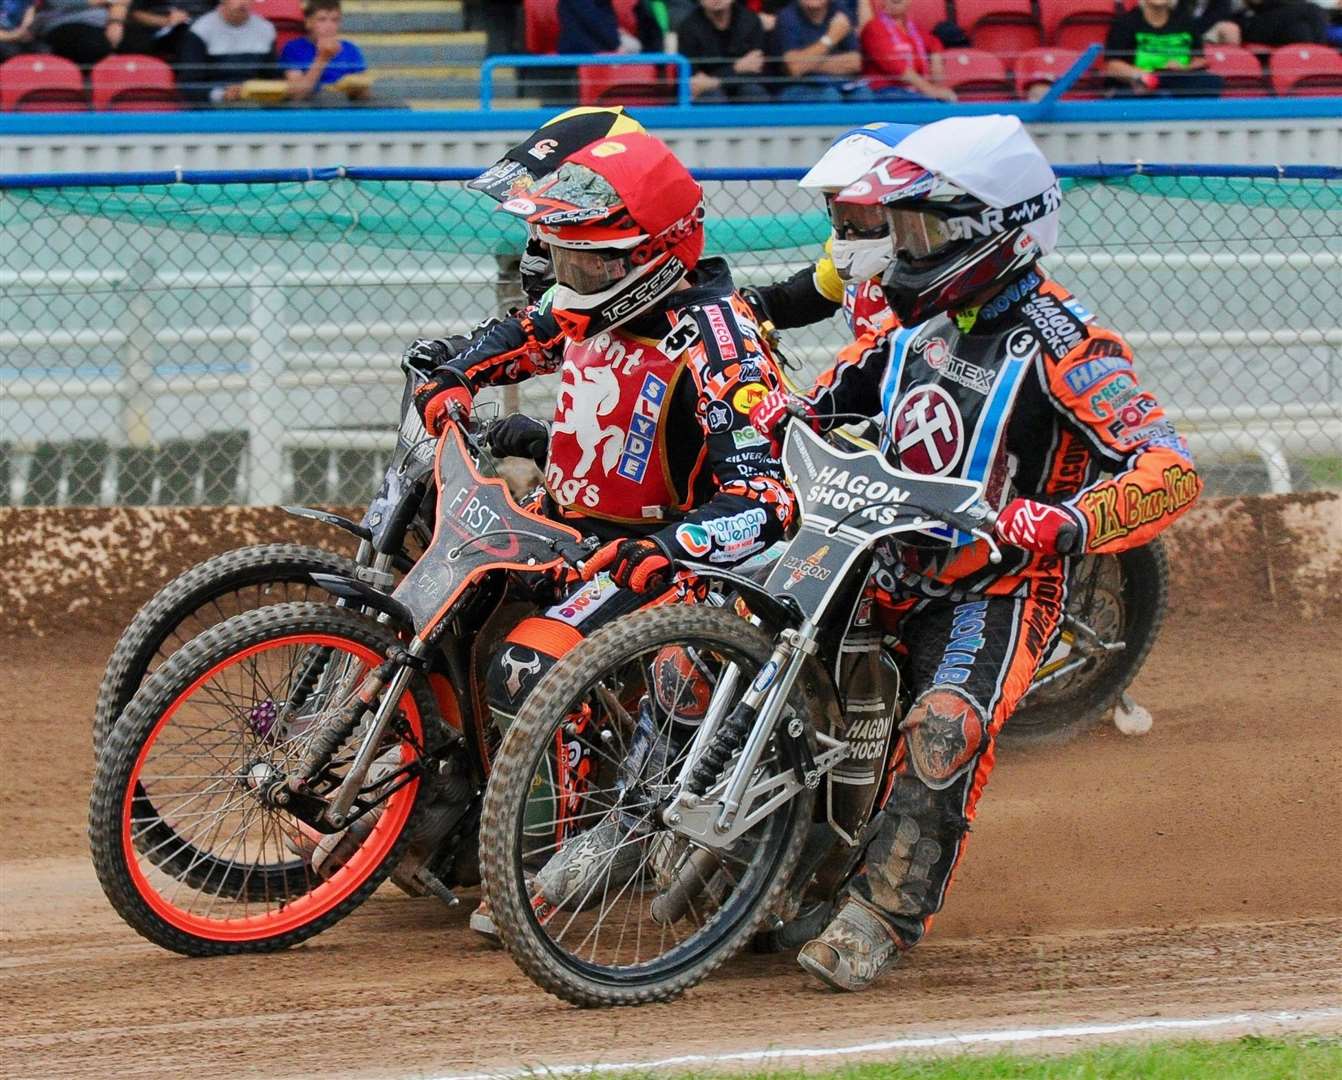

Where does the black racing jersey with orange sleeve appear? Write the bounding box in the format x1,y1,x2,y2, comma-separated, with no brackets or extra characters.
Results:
794,268,1202,594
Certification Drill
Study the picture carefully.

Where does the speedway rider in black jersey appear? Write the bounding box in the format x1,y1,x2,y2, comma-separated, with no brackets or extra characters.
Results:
749,115,1202,992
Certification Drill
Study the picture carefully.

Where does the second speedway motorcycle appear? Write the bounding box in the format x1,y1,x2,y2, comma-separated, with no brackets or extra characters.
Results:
480,419,1094,1006
89,414,596,954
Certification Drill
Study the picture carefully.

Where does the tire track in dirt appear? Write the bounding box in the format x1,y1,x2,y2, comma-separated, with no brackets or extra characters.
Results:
2,615,1339,1080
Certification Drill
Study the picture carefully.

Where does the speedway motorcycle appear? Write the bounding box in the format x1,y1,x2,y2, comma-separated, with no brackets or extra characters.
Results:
479,416,1073,1006
90,357,446,754
89,413,596,955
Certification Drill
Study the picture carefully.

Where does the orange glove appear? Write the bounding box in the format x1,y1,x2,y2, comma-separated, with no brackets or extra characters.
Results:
413,378,472,437
582,538,672,593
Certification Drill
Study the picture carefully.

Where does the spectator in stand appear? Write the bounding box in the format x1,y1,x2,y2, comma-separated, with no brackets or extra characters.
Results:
1178,0,1242,44
860,0,955,100
1104,0,1224,95
177,0,283,103
125,0,213,60
0,0,37,61
774,0,874,101
743,0,789,32
38,0,132,64
557,0,663,54
280,0,367,99
1237,0,1329,45
677,0,771,100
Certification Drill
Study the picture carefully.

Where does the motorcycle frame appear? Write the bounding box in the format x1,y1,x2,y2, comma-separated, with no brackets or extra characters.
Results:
662,424,997,851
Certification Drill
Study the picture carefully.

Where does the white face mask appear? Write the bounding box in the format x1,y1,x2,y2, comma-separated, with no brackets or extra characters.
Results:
831,235,893,283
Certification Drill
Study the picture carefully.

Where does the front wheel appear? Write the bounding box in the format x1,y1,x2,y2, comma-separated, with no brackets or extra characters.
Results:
480,604,813,1007
94,543,358,752
1004,540,1169,747
89,602,436,956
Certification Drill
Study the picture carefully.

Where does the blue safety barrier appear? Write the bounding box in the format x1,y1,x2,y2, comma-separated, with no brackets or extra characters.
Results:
2,95,1341,137
480,53,693,110
2,162,1338,189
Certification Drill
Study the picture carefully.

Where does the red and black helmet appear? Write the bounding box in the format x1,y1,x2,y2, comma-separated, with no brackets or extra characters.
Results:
499,132,705,341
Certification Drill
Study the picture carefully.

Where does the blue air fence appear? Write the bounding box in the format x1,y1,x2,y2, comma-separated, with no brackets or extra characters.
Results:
0,163,1338,507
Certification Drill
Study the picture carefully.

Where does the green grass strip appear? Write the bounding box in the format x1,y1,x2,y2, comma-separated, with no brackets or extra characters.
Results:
641,1035,1342,1080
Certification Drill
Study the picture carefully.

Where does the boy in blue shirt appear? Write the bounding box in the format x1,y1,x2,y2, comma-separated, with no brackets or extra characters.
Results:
280,0,366,99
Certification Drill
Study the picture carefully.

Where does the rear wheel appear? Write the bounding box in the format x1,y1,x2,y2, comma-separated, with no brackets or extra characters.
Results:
89,602,436,955
1004,540,1169,747
481,604,812,1007
94,543,357,752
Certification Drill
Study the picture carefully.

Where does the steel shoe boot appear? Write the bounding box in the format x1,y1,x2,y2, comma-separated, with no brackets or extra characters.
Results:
797,899,901,992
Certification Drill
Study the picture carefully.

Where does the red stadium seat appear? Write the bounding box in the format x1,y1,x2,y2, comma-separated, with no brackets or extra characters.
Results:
525,0,560,54
252,0,304,37
578,61,673,106
1269,44,1342,96
1039,0,1116,50
91,54,180,111
0,54,85,112
907,0,951,32
1014,45,1101,98
939,47,1012,99
954,0,1043,66
1204,44,1266,97
276,28,305,52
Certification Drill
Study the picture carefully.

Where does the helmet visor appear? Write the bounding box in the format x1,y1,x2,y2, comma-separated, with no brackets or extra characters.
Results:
829,196,888,241
886,207,958,261
550,245,630,295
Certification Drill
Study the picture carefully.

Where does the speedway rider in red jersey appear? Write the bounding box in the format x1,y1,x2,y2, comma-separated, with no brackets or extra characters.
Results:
749,115,1203,992
413,130,795,750
404,120,920,463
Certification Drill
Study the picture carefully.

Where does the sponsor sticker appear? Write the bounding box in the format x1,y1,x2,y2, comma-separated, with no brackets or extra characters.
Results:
932,599,989,686
675,522,712,558
733,425,768,449
704,399,733,434
1064,354,1130,395
892,385,964,476
704,304,738,361
783,545,832,588
528,137,559,160
913,336,994,395
615,372,668,483
590,140,627,157
502,197,537,216
1021,294,1084,357
732,382,768,415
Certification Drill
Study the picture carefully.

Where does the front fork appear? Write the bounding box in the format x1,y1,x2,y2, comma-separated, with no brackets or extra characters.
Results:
662,619,848,849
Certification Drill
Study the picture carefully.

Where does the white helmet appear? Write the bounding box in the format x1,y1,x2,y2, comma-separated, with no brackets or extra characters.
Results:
800,122,920,284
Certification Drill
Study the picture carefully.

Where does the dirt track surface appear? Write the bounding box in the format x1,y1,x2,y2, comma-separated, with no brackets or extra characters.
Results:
3,614,1341,1079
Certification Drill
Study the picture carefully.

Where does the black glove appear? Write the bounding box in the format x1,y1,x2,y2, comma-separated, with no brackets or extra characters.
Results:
739,285,770,325
402,335,470,373
486,413,549,466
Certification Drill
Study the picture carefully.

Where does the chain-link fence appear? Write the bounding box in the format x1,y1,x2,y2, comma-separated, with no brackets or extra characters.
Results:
1,164,1338,507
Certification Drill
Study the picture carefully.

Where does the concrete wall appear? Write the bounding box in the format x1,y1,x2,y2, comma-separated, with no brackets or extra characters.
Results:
4,493,1338,639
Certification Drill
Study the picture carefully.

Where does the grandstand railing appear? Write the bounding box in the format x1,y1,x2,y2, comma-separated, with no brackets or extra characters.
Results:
1,162,1338,506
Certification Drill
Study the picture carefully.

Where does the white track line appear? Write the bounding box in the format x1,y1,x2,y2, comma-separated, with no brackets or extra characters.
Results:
425,1007,1342,1080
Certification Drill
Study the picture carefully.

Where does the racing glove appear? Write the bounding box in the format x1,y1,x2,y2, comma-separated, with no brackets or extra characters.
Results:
413,374,472,437
402,335,470,373
486,413,549,466
582,538,672,593
749,389,817,457
995,498,1083,555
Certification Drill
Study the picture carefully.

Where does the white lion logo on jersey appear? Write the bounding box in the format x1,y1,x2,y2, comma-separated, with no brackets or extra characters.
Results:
553,362,623,478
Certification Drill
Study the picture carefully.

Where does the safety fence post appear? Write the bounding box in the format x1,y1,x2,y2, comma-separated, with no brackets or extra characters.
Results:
247,283,289,504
